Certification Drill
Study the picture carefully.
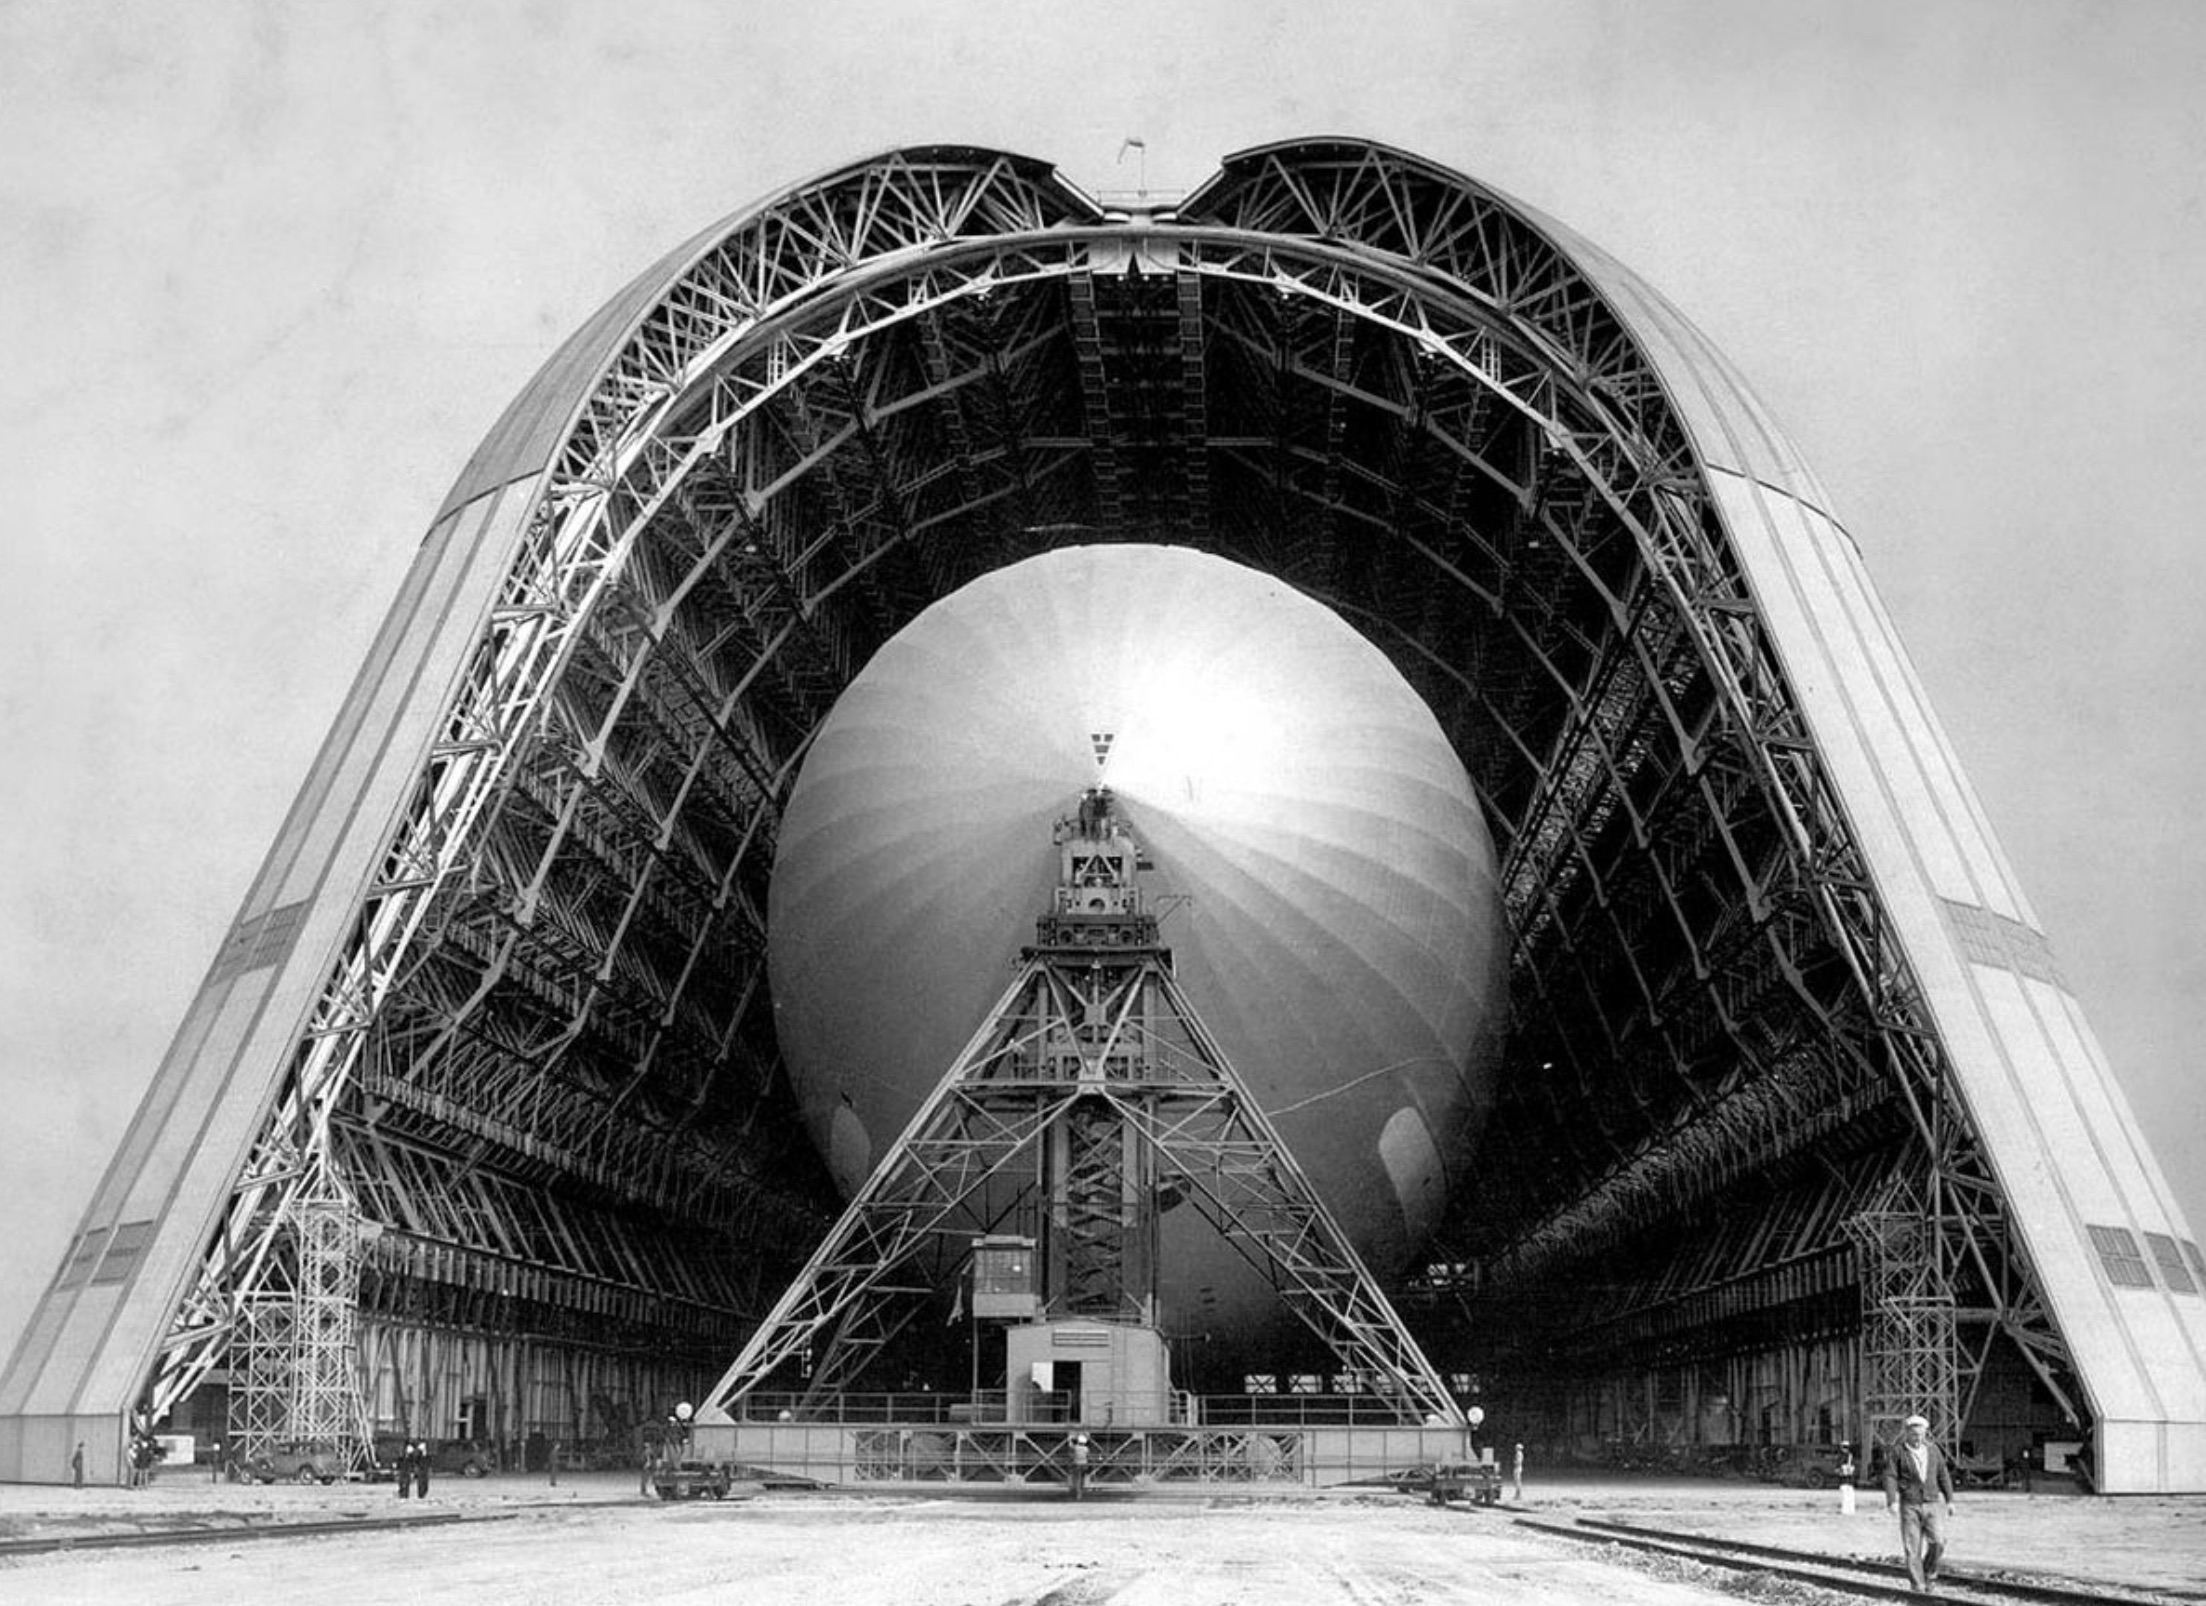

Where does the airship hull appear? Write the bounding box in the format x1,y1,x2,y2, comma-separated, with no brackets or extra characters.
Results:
768,544,1508,1355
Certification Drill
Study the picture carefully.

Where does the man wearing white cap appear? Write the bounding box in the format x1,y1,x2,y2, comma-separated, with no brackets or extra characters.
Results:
1882,1413,1955,1592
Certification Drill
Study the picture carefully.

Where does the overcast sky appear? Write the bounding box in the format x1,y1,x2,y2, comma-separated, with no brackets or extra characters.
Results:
3,0,2202,1369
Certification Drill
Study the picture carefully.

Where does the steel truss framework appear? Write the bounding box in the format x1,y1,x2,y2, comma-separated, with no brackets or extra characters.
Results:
701,848,1461,1425
850,1426,1306,1485
1850,1199,1963,1452
226,1302,295,1464
108,142,2080,1461
222,1186,375,1470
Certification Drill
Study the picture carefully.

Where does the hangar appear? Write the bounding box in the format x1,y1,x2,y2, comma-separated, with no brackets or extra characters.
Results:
3,139,2200,1490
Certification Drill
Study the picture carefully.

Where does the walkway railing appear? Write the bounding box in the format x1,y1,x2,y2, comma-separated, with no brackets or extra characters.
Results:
725,1391,1445,1429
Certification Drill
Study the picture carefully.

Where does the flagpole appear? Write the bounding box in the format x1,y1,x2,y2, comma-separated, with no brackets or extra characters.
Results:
1117,137,1147,196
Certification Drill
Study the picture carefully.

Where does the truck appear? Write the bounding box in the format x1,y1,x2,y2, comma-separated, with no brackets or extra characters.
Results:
1382,1458,1504,1506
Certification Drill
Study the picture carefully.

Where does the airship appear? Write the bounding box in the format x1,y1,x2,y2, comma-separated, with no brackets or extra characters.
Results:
767,543,1509,1360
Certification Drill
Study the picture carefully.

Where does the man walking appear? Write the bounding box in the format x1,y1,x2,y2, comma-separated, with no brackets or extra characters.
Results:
1883,1413,1955,1593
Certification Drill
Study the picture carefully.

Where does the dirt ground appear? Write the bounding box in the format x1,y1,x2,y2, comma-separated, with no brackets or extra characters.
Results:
1528,1471,2206,1596
0,1469,2200,1606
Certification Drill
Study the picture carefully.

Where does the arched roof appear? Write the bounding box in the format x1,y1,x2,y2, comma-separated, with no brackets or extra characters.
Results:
8,137,2201,1492
441,139,1844,521
436,145,1101,520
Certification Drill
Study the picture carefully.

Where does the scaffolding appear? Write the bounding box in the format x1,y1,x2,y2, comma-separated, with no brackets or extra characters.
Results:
1848,1204,1959,1456
224,1181,374,1470
226,1299,295,1460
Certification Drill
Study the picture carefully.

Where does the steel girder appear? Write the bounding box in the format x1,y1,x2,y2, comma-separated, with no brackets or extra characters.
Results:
849,1427,1307,1486
701,940,1461,1426
138,143,2068,1443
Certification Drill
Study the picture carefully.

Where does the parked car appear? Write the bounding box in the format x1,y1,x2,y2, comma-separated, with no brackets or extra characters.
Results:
246,1442,344,1484
1758,1443,1857,1488
370,1435,500,1479
431,1439,499,1478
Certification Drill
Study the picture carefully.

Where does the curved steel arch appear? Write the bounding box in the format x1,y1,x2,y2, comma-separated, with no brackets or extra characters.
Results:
10,138,2202,1491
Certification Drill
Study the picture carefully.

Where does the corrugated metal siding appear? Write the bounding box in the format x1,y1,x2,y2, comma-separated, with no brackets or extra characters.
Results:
0,1412,126,1487
434,252,697,520
1558,232,2206,1471
1525,218,1840,517
1704,465,2206,1421
0,480,537,1421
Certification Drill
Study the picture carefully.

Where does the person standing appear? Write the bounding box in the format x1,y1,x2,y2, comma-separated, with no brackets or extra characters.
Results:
395,1440,413,1499
414,1441,432,1499
70,1441,84,1489
1882,1413,1955,1593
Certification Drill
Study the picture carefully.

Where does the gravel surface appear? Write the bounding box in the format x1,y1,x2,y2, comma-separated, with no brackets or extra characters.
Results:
1,1470,2198,1605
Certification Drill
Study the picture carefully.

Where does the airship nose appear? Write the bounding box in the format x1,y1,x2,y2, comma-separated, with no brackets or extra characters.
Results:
767,543,1508,1349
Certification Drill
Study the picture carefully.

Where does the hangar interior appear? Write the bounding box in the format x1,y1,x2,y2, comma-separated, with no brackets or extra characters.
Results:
3,140,2201,1490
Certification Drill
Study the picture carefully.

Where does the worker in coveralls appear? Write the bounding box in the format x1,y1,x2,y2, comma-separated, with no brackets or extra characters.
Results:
1069,1434,1090,1501
1882,1413,1954,1592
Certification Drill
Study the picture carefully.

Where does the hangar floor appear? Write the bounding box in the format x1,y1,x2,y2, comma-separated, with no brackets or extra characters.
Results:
0,1469,2198,1604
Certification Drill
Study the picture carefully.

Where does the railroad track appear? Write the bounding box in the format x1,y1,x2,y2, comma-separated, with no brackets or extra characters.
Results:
1506,1512,2189,1606
0,1509,480,1558
0,1498,649,1560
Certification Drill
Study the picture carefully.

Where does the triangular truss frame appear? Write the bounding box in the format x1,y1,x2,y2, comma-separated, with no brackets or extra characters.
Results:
701,929,1463,1427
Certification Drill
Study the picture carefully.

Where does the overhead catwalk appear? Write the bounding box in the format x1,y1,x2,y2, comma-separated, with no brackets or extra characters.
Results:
2,140,2199,1490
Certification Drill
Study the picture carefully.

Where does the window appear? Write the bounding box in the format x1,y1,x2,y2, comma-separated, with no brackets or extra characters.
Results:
91,1220,156,1286
53,1228,109,1291
2086,1224,2154,1289
210,898,310,984
2145,1232,2197,1295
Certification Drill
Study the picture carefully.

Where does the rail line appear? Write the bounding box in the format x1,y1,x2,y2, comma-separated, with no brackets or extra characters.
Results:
1505,1512,2189,1606
0,1499,653,1560
0,1509,480,1558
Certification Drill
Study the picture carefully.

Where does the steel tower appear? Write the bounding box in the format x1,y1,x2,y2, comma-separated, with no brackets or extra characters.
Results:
707,790,1461,1428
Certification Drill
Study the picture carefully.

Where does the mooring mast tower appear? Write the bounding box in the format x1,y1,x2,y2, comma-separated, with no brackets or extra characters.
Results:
703,788,1462,1427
